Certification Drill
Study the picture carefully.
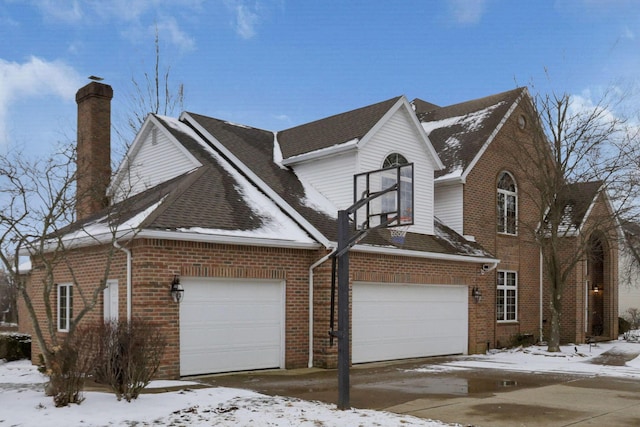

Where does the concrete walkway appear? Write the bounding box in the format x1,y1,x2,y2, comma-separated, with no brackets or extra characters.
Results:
387,376,640,426
202,348,640,427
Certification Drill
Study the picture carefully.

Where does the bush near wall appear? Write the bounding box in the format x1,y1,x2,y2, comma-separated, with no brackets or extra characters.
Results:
0,333,31,361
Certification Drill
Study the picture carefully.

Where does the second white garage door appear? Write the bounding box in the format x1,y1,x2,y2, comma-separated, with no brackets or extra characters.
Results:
180,278,284,376
353,282,468,364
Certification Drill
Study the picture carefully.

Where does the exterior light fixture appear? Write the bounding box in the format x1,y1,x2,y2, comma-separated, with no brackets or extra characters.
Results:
593,284,600,294
170,275,184,303
472,286,482,303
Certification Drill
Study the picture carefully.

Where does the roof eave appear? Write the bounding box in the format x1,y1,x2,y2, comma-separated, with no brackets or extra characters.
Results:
351,243,499,264
281,138,358,166
137,229,323,250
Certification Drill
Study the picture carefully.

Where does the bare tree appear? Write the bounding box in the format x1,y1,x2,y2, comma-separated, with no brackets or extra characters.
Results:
115,23,185,156
0,267,17,324
0,143,131,405
511,85,640,352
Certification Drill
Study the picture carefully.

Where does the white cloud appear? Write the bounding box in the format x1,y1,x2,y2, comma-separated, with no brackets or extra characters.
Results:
621,26,635,40
235,4,259,39
155,17,196,52
225,0,261,39
0,56,82,147
33,0,83,23
447,0,487,24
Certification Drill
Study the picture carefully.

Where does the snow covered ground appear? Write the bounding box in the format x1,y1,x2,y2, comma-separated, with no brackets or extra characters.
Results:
1,337,639,426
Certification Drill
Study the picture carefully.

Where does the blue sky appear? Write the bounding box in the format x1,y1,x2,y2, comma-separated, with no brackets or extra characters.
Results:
1,0,639,155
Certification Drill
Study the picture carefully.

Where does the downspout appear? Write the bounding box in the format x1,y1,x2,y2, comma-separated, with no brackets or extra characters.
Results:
308,249,336,368
539,248,543,342
114,241,132,322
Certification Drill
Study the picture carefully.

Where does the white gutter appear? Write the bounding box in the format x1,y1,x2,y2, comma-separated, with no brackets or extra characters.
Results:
137,230,321,250
308,249,336,368
539,248,543,342
351,244,500,264
113,240,132,322
282,139,358,166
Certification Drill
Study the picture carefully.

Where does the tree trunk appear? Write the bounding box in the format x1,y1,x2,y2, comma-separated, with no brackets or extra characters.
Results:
547,281,562,352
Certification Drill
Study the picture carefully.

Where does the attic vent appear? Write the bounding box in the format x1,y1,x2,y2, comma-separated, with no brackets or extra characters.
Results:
151,128,158,145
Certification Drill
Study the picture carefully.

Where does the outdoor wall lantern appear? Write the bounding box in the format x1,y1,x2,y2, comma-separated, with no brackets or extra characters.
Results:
472,286,482,303
593,284,600,294
170,275,184,303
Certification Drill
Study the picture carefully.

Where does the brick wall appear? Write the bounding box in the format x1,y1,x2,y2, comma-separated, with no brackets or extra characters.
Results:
462,103,545,347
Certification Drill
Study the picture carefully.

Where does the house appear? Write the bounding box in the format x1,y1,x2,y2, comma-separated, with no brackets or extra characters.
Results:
20,82,618,378
619,222,640,318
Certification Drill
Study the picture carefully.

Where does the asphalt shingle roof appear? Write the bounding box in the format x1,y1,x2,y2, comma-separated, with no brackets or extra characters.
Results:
416,87,526,178
278,97,402,159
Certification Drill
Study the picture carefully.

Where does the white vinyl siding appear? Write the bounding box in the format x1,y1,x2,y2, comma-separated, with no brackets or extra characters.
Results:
112,124,200,202
434,183,464,234
359,108,436,235
291,151,357,211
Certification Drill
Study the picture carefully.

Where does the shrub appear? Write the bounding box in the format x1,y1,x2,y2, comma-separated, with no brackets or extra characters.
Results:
82,318,167,402
619,317,631,335
508,333,536,348
0,333,31,361
46,332,95,407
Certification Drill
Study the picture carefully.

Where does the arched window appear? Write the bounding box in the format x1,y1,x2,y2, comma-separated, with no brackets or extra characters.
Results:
381,153,413,224
497,172,517,234
383,153,408,168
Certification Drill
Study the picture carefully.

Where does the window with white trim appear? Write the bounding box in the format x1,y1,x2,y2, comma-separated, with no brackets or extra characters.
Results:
57,283,73,332
497,271,517,322
497,172,517,235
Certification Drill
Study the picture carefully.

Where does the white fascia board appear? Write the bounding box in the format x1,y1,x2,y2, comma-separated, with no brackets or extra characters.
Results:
180,112,333,248
359,97,445,170
136,229,323,250
461,90,525,182
281,138,358,166
108,115,202,197
435,174,465,186
349,243,499,264
18,228,139,256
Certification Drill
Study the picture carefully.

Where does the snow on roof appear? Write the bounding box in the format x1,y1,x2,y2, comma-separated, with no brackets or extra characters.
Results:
421,101,505,136
181,124,315,244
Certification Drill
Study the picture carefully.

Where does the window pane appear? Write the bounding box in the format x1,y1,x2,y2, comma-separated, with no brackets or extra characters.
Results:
497,193,505,232
496,289,505,321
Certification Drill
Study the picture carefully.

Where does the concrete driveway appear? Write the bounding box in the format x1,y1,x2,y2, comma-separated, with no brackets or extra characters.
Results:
197,356,640,426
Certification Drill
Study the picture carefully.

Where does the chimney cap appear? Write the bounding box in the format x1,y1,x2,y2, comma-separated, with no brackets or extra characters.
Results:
88,75,104,81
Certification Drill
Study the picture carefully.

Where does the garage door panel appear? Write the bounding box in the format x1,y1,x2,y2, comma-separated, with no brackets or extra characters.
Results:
180,278,284,376
353,283,467,364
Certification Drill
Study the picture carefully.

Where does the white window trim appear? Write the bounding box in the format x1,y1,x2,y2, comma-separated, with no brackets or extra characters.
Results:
57,283,73,332
497,270,518,323
497,172,518,235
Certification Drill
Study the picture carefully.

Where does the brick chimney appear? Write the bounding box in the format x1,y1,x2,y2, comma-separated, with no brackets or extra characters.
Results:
76,81,113,220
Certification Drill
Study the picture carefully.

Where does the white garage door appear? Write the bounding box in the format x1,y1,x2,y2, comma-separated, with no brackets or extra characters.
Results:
180,278,284,376
353,283,468,364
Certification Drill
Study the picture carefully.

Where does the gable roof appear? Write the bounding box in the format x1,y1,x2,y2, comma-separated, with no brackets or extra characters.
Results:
559,181,604,233
278,96,402,159
53,94,498,263
416,87,526,180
